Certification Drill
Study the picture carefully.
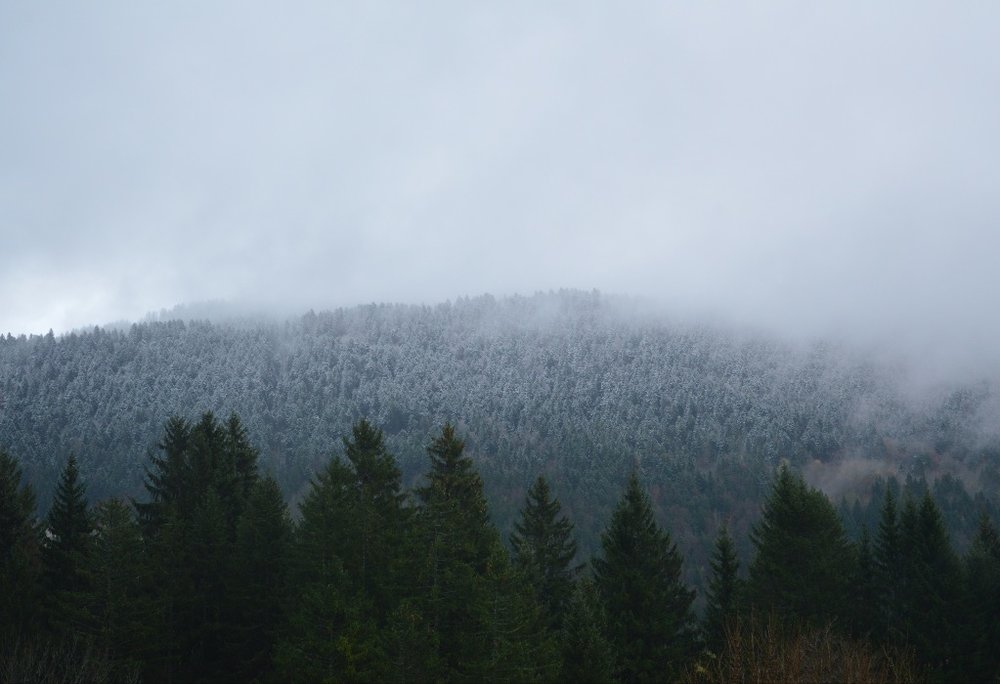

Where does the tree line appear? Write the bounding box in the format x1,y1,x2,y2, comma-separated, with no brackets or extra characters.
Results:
2,412,998,682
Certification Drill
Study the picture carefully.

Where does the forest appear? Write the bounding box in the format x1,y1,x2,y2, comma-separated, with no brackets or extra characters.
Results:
2,292,1000,680
2,412,999,682
2,292,999,595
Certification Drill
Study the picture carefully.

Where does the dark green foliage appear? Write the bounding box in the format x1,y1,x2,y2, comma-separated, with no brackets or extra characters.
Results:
963,513,1000,682
84,498,154,671
848,526,880,640
897,492,962,672
873,485,902,642
277,419,410,681
0,448,40,640
414,424,555,680
138,412,262,682
510,475,579,627
747,466,853,627
559,580,616,684
593,472,698,682
702,525,741,651
230,476,292,680
414,423,497,678
41,455,93,635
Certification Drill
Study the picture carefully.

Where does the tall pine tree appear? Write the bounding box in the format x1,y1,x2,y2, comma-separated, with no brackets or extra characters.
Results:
0,448,40,641
42,454,93,636
509,475,579,628
746,466,853,627
592,472,698,682
702,524,741,651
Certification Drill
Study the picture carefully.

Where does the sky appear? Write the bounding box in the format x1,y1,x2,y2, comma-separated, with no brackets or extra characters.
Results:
2,2,999,372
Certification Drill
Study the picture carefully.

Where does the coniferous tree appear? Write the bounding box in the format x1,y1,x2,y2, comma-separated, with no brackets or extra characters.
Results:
415,423,497,679
230,475,292,680
415,423,551,680
41,454,93,635
849,526,880,640
746,466,853,627
509,475,579,628
703,524,741,651
899,492,961,673
964,513,1000,682
559,580,616,684
278,420,410,681
592,472,698,682
139,412,261,682
0,448,41,641
84,498,154,673
873,486,901,643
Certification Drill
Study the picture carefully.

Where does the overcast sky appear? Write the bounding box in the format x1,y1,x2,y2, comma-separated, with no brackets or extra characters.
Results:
2,2,999,370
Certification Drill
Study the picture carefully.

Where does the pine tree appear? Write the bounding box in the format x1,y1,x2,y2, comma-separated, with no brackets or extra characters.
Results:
703,524,741,651
230,476,293,681
849,526,880,640
278,420,409,681
873,486,901,642
415,423,502,679
899,492,961,673
84,498,154,672
964,513,1000,682
0,448,41,641
559,580,616,684
746,466,853,627
414,423,554,680
592,472,698,682
42,454,93,635
509,475,579,628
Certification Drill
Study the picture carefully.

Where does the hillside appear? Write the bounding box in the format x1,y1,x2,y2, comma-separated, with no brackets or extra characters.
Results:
1,290,998,580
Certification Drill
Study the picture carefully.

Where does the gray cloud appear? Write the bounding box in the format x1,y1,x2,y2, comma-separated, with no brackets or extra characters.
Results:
2,2,999,374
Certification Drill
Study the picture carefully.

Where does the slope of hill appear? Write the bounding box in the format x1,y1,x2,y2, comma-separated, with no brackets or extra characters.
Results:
1,290,998,580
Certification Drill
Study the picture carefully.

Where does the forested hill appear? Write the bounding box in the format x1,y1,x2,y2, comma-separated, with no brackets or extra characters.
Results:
1,290,998,568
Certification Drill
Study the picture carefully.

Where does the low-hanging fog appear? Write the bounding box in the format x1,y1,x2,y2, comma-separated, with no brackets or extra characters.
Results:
3,2,999,381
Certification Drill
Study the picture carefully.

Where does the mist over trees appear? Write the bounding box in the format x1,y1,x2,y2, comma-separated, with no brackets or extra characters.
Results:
1,291,997,580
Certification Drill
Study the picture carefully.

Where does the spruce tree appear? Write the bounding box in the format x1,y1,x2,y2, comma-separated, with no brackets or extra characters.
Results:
230,476,293,681
415,423,551,680
278,420,410,681
0,448,40,641
592,472,698,682
509,475,579,627
899,492,961,673
702,524,741,651
42,454,93,635
746,466,853,627
873,486,901,642
84,498,154,672
559,580,616,684
964,513,1000,682
849,526,880,640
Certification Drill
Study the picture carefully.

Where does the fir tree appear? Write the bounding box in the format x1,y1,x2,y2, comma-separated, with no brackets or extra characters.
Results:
0,448,40,640
746,466,853,627
278,420,409,681
84,498,154,672
964,513,1000,682
559,580,616,684
849,526,880,640
899,492,961,673
592,472,698,682
702,524,741,651
873,486,901,642
42,454,93,635
509,475,579,628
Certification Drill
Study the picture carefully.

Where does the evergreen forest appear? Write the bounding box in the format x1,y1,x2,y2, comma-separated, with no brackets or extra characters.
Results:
2,291,1000,681
2,414,998,681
